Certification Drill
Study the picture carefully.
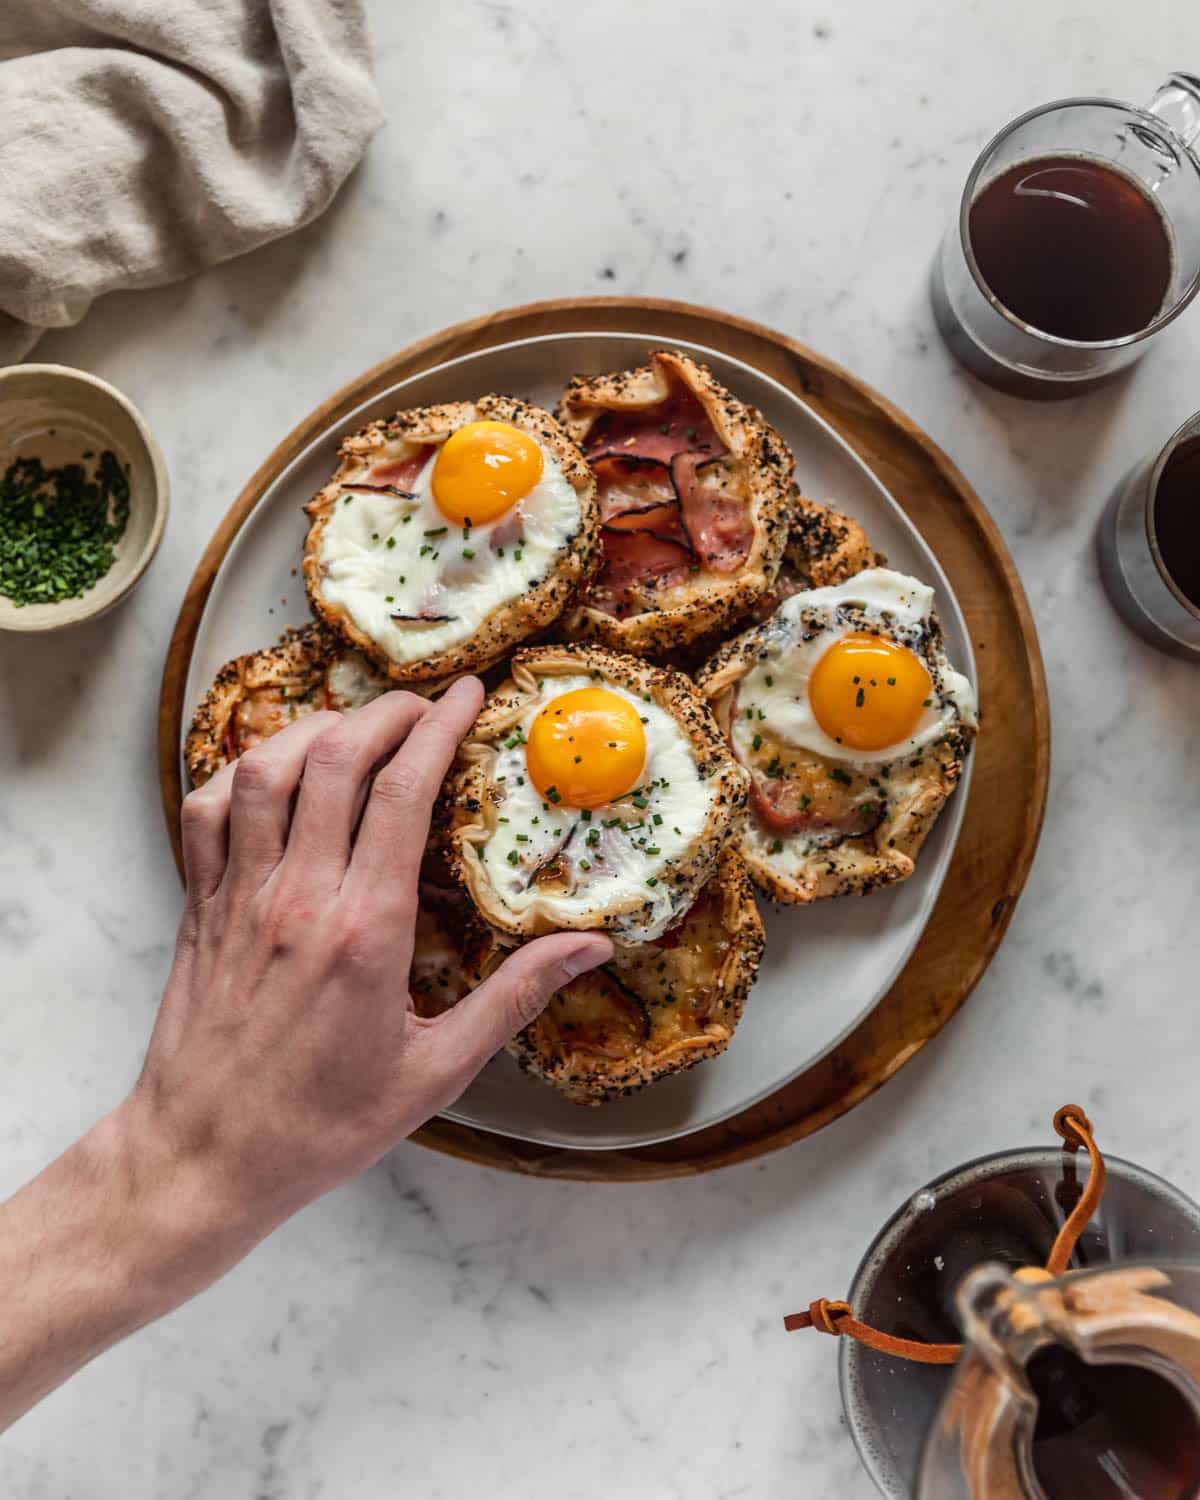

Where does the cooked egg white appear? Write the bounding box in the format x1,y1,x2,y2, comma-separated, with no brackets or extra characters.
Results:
732,570,976,770
481,674,715,940
315,435,581,668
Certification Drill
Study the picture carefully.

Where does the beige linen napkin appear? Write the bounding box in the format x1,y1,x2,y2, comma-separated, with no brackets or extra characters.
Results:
0,1,384,363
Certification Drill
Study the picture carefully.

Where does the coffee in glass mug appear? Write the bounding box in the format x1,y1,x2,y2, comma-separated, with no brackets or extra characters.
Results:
933,75,1200,397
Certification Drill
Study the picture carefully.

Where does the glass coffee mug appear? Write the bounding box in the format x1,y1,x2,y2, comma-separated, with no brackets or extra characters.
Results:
932,75,1200,397
1099,409,1200,662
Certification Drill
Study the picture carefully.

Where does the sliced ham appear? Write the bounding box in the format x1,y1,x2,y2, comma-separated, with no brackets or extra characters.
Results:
391,581,457,625
587,527,694,619
672,453,754,574
740,714,887,844
367,447,433,491
585,384,722,465
487,506,527,551
229,690,294,758
592,456,692,550
748,774,886,843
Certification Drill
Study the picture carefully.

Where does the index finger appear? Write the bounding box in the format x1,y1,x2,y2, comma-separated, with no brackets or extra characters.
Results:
346,675,484,900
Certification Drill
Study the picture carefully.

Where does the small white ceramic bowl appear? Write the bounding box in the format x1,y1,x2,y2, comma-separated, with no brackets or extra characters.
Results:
0,364,168,632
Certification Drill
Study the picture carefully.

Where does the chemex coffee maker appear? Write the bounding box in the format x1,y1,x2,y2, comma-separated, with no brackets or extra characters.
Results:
787,1109,1200,1499
922,1261,1200,1498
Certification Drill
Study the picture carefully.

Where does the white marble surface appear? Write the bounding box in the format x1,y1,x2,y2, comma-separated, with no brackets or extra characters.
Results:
2,0,1199,1494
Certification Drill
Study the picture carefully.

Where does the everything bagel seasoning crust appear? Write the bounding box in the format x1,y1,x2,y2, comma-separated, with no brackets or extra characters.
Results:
441,643,748,944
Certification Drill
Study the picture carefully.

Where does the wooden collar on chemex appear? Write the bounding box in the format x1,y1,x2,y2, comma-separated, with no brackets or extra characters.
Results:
783,1106,1106,1366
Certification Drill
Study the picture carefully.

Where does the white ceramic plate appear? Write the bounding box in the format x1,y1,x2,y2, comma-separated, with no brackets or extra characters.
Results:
184,332,976,1151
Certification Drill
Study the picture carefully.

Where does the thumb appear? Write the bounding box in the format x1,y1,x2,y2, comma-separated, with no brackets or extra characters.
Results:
428,931,614,1082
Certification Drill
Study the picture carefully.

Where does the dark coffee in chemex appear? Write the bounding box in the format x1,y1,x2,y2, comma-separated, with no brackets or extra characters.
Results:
1027,1346,1200,1500
969,155,1173,342
1154,435,1200,610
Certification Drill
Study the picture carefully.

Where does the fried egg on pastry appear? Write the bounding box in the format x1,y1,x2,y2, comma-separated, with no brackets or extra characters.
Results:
442,643,748,944
304,396,599,684
555,351,792,657
697,569,977,903
185,622,405,787
507,849,764,1104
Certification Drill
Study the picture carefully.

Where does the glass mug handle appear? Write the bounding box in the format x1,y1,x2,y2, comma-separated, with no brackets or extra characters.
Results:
1143,71,1200,153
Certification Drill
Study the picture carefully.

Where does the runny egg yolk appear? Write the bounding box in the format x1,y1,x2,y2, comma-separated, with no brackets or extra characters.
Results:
525,688,647,810
808,632,933,752
431,420,543,525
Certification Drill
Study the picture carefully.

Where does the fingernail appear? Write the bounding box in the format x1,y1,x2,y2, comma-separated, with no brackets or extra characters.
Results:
562,935,614,979
445,675,482,702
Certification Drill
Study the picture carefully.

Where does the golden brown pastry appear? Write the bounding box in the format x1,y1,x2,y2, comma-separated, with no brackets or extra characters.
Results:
697,569,976,903
184,622,396,787
555,351,792,657
304,396,599,684
441,642,748,944
507,849,764,1104
409,883,494,1018
777,485,884,594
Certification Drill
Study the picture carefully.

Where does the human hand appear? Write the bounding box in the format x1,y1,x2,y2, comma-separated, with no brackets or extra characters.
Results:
123,678,612,1268
0,678,615,1430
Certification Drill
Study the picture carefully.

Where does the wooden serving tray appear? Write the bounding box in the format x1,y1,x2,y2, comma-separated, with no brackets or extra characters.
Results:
159,297,1049,1182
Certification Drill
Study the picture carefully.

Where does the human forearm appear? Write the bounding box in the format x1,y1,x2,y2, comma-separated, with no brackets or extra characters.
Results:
0,1101,258,1432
